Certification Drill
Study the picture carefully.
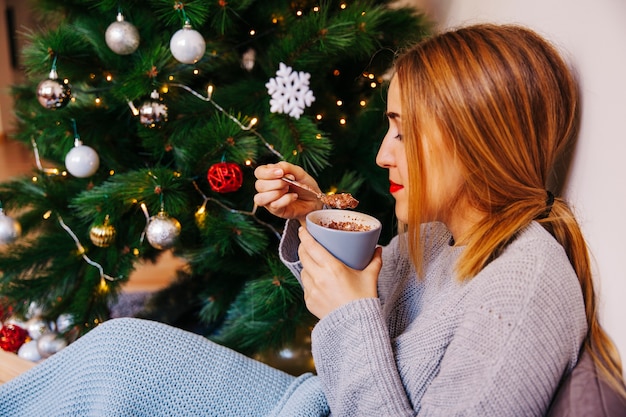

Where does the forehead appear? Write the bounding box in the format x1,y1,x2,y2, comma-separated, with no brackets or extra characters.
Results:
387,78,401,112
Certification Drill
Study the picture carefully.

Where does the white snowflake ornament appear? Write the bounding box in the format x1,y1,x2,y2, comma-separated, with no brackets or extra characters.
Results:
266,62,315,119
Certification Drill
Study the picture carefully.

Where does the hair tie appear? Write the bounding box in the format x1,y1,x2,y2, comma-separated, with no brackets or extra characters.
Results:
536,190,555,219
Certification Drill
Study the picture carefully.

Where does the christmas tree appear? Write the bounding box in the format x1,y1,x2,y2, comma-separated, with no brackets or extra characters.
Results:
0,0,428,366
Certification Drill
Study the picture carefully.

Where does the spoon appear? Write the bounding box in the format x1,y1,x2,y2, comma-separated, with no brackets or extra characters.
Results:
281,176,324,199
281,177,359,209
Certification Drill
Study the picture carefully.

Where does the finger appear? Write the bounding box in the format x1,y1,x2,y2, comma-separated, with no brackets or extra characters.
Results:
253,188,292,207
254,177,289,194
298,226,342,270
364,246,383,273
267,193,299,210
298,227,323,264
253,163,284,180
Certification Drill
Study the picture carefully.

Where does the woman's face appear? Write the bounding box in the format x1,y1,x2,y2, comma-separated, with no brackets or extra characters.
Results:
376,78,465,226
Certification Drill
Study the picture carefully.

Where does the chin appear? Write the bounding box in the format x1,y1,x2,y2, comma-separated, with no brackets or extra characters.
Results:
394,207,408,224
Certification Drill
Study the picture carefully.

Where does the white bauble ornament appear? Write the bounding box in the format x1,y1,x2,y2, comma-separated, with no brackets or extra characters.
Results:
27,301,43,319
36,69,72,109
55,314,74,333
146,211,181,250
65,140,100,178
18,340,42,362
4,316,26,328
170,22,206,64
0,209,21,245
25,317,48,340
37,332,67,358
105,12,140,55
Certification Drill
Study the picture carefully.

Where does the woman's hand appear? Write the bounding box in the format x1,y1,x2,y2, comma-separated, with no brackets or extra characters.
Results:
254,162,323,223
297,225,383,319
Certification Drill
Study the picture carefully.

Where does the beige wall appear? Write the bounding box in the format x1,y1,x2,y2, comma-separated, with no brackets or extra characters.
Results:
0,0,35,140
406,0,626,366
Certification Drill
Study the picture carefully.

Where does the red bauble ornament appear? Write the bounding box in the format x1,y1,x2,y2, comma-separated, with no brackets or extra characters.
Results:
0,323,29,353
207,162,243,193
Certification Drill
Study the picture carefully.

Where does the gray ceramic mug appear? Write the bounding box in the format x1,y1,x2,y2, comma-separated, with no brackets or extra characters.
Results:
305,209,382,270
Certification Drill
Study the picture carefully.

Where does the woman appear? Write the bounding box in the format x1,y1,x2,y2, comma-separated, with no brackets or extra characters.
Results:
255,23,625,415
1,24,623,416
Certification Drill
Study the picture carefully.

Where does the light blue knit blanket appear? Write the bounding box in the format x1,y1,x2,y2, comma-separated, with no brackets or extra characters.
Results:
0,318,329,417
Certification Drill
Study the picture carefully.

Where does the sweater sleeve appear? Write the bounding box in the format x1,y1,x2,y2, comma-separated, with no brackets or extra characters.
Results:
311,298,415,416
278,218,304,283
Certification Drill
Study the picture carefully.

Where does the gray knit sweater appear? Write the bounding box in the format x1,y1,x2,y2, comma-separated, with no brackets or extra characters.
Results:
280,220,587,416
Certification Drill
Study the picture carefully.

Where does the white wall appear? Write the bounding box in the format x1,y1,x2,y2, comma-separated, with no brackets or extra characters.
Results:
407,0,626,365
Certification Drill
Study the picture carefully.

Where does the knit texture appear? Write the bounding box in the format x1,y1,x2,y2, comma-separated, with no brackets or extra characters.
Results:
280,220,587,416
0,318,329,417
0,220,587,416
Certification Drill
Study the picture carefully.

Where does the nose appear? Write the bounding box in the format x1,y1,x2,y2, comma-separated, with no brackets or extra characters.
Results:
376,133,395,169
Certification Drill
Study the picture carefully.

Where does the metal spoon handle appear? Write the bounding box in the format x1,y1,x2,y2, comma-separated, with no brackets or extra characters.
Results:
281,177,322,199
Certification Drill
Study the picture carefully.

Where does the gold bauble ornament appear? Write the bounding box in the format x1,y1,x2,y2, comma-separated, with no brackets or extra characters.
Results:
89,216,116,247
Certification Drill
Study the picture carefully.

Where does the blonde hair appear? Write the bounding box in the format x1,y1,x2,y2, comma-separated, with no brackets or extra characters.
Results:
394,23,625,397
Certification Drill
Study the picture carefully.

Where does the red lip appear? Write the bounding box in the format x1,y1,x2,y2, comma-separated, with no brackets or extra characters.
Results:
389,181,404,194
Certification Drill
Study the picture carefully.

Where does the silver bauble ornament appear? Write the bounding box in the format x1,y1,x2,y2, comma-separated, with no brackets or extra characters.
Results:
37,69,71,109
105,12,140,55
55,314,75,333
27,301,43,319
18,340,42,362
65,139,100,178
0,209,21,245
139,90,168,128
146,211,181,250
25,317,49,340
241,48,256,72
170,21,206,64
37,332,67,358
